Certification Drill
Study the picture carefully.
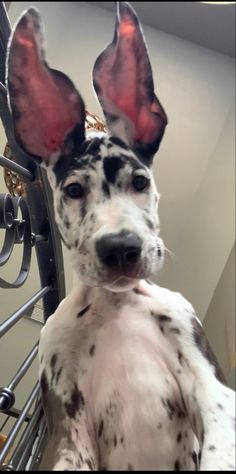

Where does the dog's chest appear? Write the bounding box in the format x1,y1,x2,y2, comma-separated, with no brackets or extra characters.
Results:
39,286,198,470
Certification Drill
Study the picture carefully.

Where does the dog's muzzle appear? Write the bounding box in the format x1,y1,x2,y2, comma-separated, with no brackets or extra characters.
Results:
96,230,142,277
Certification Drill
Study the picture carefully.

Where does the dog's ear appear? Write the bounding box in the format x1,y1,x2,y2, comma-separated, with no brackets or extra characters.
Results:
6,8,85,166
93,2,167,166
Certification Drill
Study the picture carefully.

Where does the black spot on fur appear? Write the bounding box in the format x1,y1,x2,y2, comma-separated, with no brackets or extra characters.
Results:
201,429,204,444
103,156,125,184
50,354,58,368
192,318,226,384
178,351,183,365
217,403,224,410
158,314,172,322
40,370,49,395
89,345,96,356
98,419,104,438
55,366,63,384
160,326,164,334
171,327,181,335
208,445,216,451
86,458,93,470
174,460,180,470
192,451,198,470
133,288,142,295
77,304,91,318
120,435,124,444
114,434,117,447
177,432,182,443
102,181,111,198
198,450,202,465
157,246,162,257
64,384,84,418
128,464,134,471
145,217,154,230
162,398,175,420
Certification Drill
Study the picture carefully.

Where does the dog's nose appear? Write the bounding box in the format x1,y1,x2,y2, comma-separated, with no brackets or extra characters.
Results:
96,231,142,269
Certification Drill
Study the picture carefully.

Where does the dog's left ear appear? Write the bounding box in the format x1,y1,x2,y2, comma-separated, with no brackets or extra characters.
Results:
93,2,167,166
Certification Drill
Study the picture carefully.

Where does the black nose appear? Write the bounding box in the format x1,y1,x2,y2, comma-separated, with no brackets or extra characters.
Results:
96,231,142,269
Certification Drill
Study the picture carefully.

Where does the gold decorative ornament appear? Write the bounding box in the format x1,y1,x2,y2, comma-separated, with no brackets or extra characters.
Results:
3,111,106,197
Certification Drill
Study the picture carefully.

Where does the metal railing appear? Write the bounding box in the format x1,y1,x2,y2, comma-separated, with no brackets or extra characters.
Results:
0,2,65,470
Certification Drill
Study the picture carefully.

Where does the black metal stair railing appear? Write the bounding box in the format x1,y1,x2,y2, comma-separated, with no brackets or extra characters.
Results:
0,2,65,470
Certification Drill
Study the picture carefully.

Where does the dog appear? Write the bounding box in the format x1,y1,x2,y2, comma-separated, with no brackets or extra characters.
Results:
6,2,235,471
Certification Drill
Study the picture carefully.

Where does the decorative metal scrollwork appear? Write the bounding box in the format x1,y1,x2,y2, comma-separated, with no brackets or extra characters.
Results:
0,193,32,288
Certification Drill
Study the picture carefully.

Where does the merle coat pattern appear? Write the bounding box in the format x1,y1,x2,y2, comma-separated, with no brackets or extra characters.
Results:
6,2,235,471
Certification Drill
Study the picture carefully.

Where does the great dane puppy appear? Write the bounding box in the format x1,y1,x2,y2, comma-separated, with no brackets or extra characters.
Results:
6,2,235,471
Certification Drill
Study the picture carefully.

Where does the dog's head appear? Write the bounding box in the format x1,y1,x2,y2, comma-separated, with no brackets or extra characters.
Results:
6,2,168,291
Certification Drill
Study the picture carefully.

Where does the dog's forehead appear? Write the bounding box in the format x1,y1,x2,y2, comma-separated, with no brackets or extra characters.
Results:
53,134,147,186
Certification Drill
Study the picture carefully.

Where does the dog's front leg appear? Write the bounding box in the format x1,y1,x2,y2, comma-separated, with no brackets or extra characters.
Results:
39,391,98,471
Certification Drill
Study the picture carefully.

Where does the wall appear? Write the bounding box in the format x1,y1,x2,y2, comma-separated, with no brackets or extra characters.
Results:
204,243,235,390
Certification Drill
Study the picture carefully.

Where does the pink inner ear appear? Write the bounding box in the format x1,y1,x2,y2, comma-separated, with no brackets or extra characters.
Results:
93,5,167,149
8,15,85,162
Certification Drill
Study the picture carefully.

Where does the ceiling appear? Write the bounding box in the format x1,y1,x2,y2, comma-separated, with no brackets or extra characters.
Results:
87,2,235,57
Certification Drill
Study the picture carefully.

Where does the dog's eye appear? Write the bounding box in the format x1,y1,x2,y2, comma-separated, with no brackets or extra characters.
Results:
132,175,150,192
64,183,84,199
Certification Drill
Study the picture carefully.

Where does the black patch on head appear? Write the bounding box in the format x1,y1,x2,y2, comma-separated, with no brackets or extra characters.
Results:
53,136,104,186
109,136,129,150
192,318,226,384
103,156,125,184
64,384,84,418
158,314,172,322
102,181,111,198
89,345,96,357
98,419,104,438
40,370,49,395
77,304,91,318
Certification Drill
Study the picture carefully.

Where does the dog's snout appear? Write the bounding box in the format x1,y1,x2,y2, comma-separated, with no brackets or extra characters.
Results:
96,231,142,269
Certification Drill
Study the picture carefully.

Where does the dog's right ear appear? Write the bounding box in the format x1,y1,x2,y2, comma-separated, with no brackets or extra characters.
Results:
6,8,86,167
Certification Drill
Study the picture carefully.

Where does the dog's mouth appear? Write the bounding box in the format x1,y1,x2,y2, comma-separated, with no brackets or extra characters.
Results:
102,262,148,291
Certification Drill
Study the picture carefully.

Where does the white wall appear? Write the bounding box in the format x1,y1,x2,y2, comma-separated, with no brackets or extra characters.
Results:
204,243,235,390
